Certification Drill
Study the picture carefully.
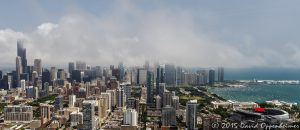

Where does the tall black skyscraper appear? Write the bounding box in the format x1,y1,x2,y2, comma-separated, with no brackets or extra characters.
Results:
42,69,51,88
156,65,164,95
17,40,27,73
147,71,154,107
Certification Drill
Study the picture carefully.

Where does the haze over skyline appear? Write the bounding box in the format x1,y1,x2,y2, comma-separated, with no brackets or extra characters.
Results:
1,1,300,68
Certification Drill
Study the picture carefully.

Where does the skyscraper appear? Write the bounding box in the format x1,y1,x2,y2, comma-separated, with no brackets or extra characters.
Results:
16,56,22,87
137,68,147,85
17,41,27,73
208,69,215,85
156,65,165,94
33,59,42,76
123,109,138,126
162,105,176,126
165,64,176,86
50,67,57,81
218,67,224,82
82,100,96,130
68,62,75,73
146,71,154,107
186,100,198,130
118,62,125,81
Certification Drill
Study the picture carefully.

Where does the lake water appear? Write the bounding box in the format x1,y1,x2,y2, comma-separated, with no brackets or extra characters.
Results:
209,84,300,104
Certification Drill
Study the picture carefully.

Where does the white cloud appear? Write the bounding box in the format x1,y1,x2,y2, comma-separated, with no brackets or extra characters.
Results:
0,1,299,69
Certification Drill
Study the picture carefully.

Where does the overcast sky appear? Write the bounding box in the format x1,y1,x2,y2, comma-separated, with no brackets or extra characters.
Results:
1,0,300,68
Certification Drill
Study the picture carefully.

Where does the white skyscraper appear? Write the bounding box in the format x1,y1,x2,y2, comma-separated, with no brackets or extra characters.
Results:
69,95,76,108
123,109,138,126
20,79,26,91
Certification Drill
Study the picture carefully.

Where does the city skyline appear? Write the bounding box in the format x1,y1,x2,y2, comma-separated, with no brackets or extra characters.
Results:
1,1,300,68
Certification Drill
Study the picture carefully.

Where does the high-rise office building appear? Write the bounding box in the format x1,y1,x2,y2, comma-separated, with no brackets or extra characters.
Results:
208,69,215,85
116,88,126,108
123,109,138,126
186,100,198,130
33,59,42,76
165,64,176,86
82,100,96,130
157,83,166,99
146,71,154,107
16,56,22,87
162,105,176,126
123,85,131,102
218,67,224,82
4,105,33,123
118,62,125,81
176,67,184,85
42,69,51,87
17,41,27,73
137,68,147,85
68,62,75,73
156,65,165,94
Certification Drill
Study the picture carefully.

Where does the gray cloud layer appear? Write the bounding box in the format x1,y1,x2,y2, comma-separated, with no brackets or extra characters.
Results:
0,1,300,68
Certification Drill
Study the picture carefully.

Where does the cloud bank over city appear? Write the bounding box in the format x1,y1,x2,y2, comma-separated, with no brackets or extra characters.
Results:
0,1,300,68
